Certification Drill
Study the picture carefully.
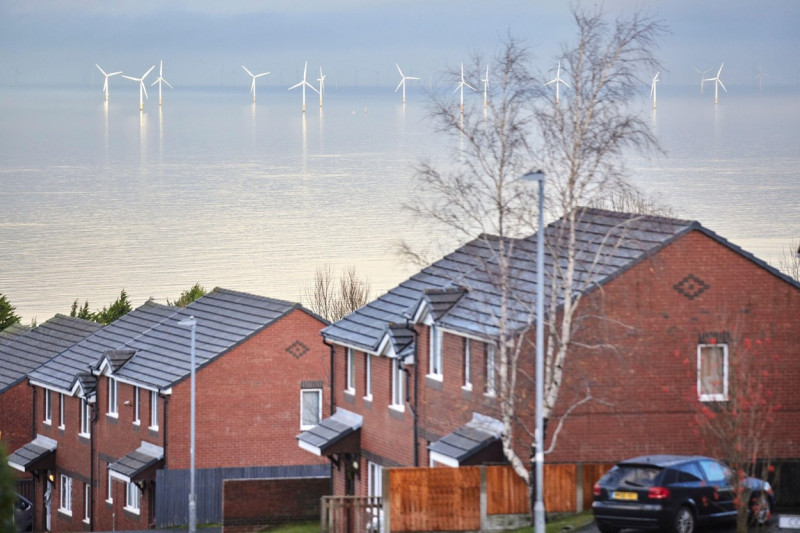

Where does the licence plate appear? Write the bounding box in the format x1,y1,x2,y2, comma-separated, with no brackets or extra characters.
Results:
612,491,638,501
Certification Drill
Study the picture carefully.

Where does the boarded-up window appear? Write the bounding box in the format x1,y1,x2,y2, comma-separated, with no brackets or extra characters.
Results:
698,344,728,401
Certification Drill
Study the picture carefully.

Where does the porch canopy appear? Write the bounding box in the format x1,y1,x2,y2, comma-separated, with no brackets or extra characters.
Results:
428,413,505,467
8,435,57,473
297,408,362,457
109,442,164,483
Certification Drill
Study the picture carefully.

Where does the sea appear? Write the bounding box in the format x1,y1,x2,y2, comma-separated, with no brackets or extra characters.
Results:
1,83,798,323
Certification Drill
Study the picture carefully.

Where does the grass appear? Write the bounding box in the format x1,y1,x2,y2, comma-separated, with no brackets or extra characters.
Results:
260,521,319,533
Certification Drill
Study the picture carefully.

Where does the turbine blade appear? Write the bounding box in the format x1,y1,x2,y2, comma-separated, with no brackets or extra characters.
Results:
289,81,302,90
242,65,254,77
307,83,320,95
717,63,724,77
464,82,477,92
109,71,122,77
142,83,149,99
255,72,270,78
122,75,137,81
407,76,420,80
396,63,403,77
163,79,174,89
560,80,571,88
151,78,159,87
545,79,556,86
143,65,155,79
718,79,727,92
95,64,107,76
395,79,404,92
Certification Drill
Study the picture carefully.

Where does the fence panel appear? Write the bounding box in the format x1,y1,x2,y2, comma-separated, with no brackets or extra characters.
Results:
389,467,481,532
321,496,382,533
581,463,613,511
486,465,529,515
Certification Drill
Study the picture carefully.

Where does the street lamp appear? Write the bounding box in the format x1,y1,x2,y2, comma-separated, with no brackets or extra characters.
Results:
178,316,197,533
522,170,546,533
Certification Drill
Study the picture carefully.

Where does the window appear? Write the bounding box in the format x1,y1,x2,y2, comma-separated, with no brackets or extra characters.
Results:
368,462,383,498
149,391,159,429
300,389,322,430
391,359,405,410
108,377,118,416
59,393,65,429
429,325,443,378
59,474,72,515
698,344,728,401
106,464,114,503
80,398,91,436
125,481,140,513
346,348,355,393
485,344,496,396
364,354,372,400
83,483,91,523
462,338,472,390
133,386,140,425
44,390,52,424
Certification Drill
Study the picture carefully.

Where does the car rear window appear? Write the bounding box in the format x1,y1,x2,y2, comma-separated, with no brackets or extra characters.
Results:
604,465,663,488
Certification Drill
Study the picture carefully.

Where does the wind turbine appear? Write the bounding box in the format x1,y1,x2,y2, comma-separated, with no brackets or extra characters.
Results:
650,72,659,109
150,60,173,106
289,61,319,113
122,65,155,111
481,65,489,108
545,61,570,104
95,64,122,101
755,67,769,92
242,65,270,102
453,63,476,113
704,63,727,104
395,63,419,104
693,67,712,93
317,67,326,108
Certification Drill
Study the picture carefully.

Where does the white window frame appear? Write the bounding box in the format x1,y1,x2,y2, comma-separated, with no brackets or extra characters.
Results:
58,393,65,429
133,386,140,425
391,359,405,411
149,390,159,430
300,388,322,430
79,398,91,437
428,325,443,379
485,344,496,397
345,347,356,394
108,377,118,417
59,474,72,515
125,481,140,514
364,353,372,401
698,343,729,401
83,482,91,523
462,338,472,391
368,462,383,498
44,389,52,424
106,464,114,503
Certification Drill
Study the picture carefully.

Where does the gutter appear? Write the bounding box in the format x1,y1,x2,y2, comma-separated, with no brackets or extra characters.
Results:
404,317,419,467
322,336,336,496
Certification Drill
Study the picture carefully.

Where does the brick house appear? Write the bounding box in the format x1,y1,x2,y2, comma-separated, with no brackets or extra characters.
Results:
298,208,799,505
9,288,330,532
0,315,100,454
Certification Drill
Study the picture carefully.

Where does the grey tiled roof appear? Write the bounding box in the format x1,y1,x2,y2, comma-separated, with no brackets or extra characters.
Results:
428,413,503,463
28,288,308,394
324,207,796,353
0,315,101,393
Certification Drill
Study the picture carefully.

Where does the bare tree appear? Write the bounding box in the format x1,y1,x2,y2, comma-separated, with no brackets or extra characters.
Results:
304,264,372,323
776,239,800,281
404,6,666,520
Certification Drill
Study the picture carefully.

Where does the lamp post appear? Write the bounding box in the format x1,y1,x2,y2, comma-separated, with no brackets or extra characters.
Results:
522,170,546,533
178,316,197,533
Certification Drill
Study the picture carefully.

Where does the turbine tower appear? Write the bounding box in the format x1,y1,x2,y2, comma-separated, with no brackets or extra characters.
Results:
693,67,712,93
481,65,489,108
122,65,155,111
395,63,419,104
544,61,570,104
703,63,727,104
317,67,326,108
650,72,659,109
453,63,476,113
289,61,319,113
242,65,270,103
150,60,173,106
95,64,122,101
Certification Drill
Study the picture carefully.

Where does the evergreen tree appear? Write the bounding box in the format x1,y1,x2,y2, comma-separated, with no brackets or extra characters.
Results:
0,293,21,333
167,283,207,307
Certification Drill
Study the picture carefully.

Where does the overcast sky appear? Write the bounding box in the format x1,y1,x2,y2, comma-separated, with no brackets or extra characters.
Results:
1,0,798,88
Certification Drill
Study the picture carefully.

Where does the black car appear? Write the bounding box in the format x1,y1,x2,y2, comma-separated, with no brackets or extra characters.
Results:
592,455,774,533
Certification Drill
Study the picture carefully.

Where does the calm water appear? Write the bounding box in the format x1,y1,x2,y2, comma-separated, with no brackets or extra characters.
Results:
1,84,798,322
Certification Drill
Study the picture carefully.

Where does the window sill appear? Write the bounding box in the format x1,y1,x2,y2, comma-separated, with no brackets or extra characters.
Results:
148,425,159,433
105,498,113,505
389,404,405,413
484,391,497,399
78,432,91,440
83,519,91,525
426,373,443,382
58,424,65,431
106,412,119,419
58,509,72,517
124,506,141,516
133,421,141,427
461,384,473,392
363,394,373,403
699,395,728,402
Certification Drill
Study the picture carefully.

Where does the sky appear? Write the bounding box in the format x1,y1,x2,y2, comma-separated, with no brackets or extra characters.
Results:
1,1,799,88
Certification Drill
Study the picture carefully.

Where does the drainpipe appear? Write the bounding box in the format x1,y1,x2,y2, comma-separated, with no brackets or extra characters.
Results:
90,397,98,531
404,317,419,467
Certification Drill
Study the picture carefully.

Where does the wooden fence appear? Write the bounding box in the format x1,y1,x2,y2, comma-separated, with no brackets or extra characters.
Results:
321,495,383,533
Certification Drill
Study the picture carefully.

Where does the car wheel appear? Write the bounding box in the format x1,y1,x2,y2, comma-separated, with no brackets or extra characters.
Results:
596,522,619,533
749,492,771,525
670,506,695,533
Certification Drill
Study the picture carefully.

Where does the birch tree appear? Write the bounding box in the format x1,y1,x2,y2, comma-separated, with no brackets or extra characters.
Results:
404,6,666,518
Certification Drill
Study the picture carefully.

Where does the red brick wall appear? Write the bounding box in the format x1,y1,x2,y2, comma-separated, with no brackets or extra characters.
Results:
0,381,33,454
166,308,330,469
222,477,328,532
